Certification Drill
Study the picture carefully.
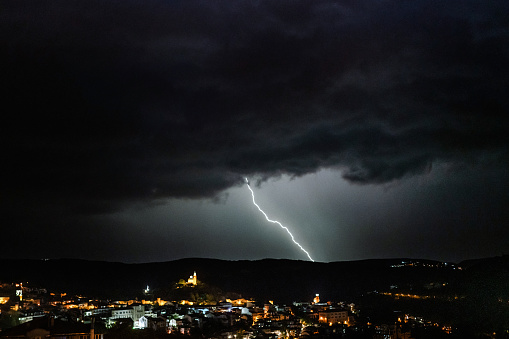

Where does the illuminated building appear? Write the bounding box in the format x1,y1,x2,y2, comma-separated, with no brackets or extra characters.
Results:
313,294,320,304
318,310,349,325
111,305,146,323
187,271,197,286
16,283,23,301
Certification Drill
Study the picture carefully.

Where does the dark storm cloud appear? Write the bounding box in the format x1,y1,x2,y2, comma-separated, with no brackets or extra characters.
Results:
2,0,508,215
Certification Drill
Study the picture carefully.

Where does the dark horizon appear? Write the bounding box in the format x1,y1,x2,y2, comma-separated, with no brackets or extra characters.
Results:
0,254,499,267
0,256,475,303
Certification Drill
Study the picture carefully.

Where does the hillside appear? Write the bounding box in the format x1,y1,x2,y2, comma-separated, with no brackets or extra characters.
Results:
0,257,463,302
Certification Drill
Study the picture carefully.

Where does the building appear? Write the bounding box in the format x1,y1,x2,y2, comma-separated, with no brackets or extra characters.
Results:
318,310,349,325
187,271,197,286
110,305,145,324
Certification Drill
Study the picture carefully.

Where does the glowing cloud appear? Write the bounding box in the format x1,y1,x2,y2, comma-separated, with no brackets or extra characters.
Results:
245,178,314,262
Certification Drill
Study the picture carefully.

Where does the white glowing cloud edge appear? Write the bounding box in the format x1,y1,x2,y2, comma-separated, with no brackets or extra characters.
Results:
245,178,314,262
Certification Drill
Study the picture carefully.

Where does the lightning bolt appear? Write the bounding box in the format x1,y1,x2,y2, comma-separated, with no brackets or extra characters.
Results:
245,178,314,262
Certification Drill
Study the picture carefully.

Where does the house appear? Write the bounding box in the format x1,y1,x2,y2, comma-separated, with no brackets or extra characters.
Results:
110,305,145,323
318,309,349,325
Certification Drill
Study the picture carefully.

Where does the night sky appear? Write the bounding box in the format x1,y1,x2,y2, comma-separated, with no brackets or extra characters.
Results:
2,0,509,263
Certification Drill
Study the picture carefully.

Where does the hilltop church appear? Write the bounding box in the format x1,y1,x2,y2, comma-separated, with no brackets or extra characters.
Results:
187,271,197,286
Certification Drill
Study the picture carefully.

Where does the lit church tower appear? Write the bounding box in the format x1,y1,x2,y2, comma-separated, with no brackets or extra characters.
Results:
187,271,197,286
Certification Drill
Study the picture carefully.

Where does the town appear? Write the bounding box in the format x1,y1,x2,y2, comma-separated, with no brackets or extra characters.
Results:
0,270,461,339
